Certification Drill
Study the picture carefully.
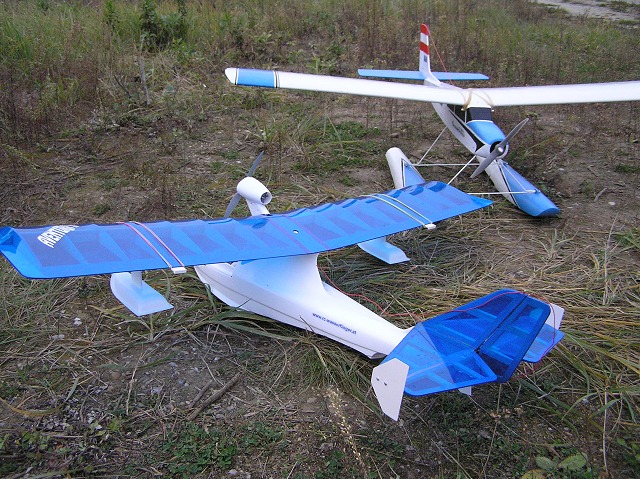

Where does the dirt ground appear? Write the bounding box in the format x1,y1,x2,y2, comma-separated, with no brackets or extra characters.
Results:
1,11,639,479
534,0,640,22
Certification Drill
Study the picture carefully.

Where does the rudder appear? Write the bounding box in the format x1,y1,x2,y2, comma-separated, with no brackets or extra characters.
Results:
419,24,439,85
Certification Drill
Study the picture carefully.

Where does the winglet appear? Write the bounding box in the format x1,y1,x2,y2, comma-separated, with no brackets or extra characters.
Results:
371,358,409,421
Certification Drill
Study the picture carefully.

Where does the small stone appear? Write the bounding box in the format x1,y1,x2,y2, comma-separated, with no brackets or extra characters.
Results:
319,442,334,452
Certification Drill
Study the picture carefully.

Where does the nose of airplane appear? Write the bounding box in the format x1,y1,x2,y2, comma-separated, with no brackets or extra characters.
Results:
490,141,508,158
466,120,506,146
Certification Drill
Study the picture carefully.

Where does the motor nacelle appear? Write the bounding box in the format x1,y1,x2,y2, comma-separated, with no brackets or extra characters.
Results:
236,177,272,215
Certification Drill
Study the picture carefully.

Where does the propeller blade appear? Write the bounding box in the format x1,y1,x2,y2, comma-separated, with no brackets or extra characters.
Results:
470,146,502,180
222,151,265,218
503,117,529,143
246,151,264,177
471,118,529,179
223,193,242,218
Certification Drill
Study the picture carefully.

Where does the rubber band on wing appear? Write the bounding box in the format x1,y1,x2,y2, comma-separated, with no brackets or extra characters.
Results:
118,222,187,273
365,193,436,230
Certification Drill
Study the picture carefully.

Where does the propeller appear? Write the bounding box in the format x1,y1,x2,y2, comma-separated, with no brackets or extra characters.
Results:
223,151,265,218
470,118,529,179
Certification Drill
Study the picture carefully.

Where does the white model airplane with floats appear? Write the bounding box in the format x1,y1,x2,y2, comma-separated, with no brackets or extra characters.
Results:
0,154,564,420
225,23,640,217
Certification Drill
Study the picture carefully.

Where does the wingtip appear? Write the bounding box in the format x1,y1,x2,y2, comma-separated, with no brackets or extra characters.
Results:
0,226,15,246
225,67,238,85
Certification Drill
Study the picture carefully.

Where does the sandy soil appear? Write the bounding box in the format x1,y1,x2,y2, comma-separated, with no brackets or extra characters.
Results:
534,0,640,21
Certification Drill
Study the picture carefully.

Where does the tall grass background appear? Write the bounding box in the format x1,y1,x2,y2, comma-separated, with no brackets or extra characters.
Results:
1,0,639,143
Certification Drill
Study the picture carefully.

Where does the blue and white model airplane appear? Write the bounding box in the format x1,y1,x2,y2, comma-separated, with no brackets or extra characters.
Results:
0,156,564,420
225,23,640,218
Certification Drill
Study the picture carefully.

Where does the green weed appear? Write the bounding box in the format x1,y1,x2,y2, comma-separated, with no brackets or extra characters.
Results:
526,450,591,479
160,423,237,476
614,162,640,174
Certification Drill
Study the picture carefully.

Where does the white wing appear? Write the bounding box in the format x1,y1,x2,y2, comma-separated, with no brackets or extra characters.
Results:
226,68,640,108
471,81,640,107
225,68,469,105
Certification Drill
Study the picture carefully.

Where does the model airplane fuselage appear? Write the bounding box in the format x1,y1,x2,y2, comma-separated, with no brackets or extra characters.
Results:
225,23,640,217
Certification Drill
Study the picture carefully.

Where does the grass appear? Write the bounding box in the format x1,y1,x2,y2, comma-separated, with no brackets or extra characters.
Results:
0,0,639,477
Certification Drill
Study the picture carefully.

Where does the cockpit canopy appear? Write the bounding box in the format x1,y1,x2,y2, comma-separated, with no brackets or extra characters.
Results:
449,105,493,122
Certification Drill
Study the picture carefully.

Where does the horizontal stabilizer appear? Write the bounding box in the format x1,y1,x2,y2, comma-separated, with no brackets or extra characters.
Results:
473,292,551,382
374,290,559,418
358,69,489,82
433,72,489,81
381,322,498,397
358,69,426,81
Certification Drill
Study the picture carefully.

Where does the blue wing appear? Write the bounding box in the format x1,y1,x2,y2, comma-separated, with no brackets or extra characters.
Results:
382,290,559,396
0,181,491,279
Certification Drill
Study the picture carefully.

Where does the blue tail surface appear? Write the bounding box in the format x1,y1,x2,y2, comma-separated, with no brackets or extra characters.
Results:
382,290,561,396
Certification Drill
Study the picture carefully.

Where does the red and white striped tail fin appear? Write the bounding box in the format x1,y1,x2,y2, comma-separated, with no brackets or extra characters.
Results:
418,24,439,85
419,24,431,75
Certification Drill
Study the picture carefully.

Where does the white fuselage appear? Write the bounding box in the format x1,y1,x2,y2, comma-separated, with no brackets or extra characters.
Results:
429,94,520,206
195,254,410,358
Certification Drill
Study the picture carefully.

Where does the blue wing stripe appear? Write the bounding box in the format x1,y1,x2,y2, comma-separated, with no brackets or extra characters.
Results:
236,69,277,88
0,181,491,279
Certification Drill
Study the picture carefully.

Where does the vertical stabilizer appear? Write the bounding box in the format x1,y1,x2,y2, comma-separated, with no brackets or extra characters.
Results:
371,358,409,421
419,24,440,86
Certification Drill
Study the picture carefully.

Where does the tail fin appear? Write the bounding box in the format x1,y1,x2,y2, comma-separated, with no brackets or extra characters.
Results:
371,290,564,420
358,23,488,83
417,24,443,86
418,24,435,82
